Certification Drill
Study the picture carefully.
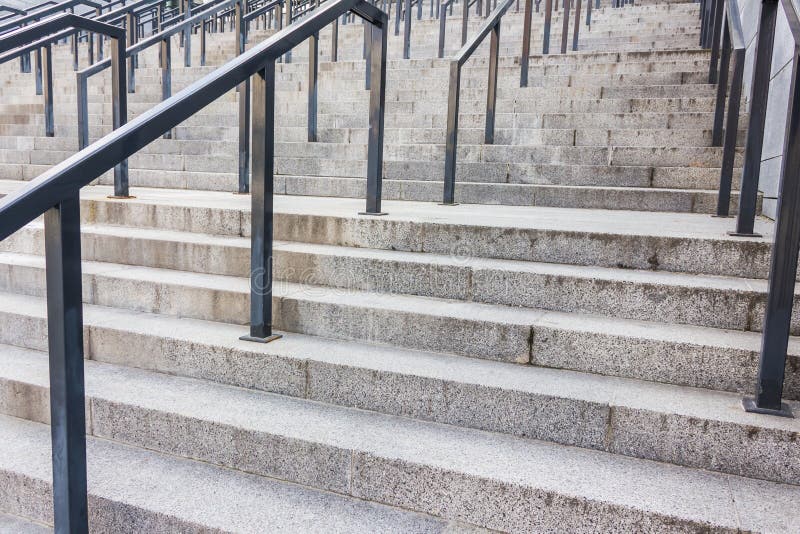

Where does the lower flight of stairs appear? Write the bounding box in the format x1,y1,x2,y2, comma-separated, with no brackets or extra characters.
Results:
0,0,795,532
0,183,797,532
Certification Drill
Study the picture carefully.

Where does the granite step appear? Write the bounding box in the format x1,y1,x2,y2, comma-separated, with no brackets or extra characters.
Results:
0,414,453,533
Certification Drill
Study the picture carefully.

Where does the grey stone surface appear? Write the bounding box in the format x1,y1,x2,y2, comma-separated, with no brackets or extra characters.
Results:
1,340,799,488
0,512,50,533
1,353,800,532
0,415,450,533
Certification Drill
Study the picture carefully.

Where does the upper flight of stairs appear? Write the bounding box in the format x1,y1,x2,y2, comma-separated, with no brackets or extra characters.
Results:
1,0,798,532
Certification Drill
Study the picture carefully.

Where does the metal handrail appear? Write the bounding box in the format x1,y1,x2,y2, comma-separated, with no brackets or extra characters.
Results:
0,6,26,16
709,0,744,219
0,1,387,530
0,12,127,146
3,0,163,75
0,0,102,34
442,0,512,204
728,0,800,417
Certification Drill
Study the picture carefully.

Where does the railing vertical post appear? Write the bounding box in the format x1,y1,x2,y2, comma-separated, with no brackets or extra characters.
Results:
438,3,447,57
201,19,207,65
403,0,411,58
34,48,43,95
237,0,250,193
717,44,744,217
160,37,173,139
241,61,281,344
418,0,423,19
520,0,532,86
572,0,581,51
395,0,401,35
20,23,31,73
72,28,79,70
560,0,570,53
586,0,591,25
331,17,338,60
461,0,469,44
708,0,723,82
184,0,192,67
543,0,552,53
44,194,89,534
712,18,731,147
284,0,292,62
308,31,318,141
485,21,499,143
364,23,372,89
77,74,89,149
733,0,778,237
743,47,800,419
43,43,54,137
443,61,460,205
110,34,130,198
126,12,136,92
363,19,387,215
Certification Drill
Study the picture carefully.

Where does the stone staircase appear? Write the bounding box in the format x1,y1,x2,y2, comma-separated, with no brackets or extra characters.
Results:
1,0,799,532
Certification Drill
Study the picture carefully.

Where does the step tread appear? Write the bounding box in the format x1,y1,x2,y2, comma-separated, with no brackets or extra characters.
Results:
0,414,449,532
0,512,50,533
1,289,798,432
10,220,773,292
59,183,772,241
0,344,798,533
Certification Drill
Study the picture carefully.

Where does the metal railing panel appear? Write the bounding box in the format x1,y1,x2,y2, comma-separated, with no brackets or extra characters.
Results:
442,0,513,204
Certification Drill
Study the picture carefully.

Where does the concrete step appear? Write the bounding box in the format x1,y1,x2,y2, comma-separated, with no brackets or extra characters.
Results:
0,183,766,279
0,415,452,532
1,411,796,533
3,212,786,330
1,343,799,500
0,512,50,533
0,287,796,434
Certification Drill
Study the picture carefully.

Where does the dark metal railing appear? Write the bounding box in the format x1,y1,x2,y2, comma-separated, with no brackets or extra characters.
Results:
720,0,800,418
708,0,744,219
0,12,126,146
537,0,583,56
0,14,127,533
0,0,104,72
0,1,387,531
442,0,513,204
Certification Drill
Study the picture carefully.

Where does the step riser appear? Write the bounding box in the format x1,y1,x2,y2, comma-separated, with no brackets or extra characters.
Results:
0,414,735,534
0,345,797,506
68,197,771,279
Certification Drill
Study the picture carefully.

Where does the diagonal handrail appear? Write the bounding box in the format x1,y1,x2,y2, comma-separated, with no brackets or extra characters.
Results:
442,0,512,204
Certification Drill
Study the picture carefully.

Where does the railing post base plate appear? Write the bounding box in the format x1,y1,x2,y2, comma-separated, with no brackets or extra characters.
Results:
358,211,388,216
711,214,733,219
438,202,459,206
239,333,282,344
742,397,794,418
107,195,136,200
727,231,763,238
